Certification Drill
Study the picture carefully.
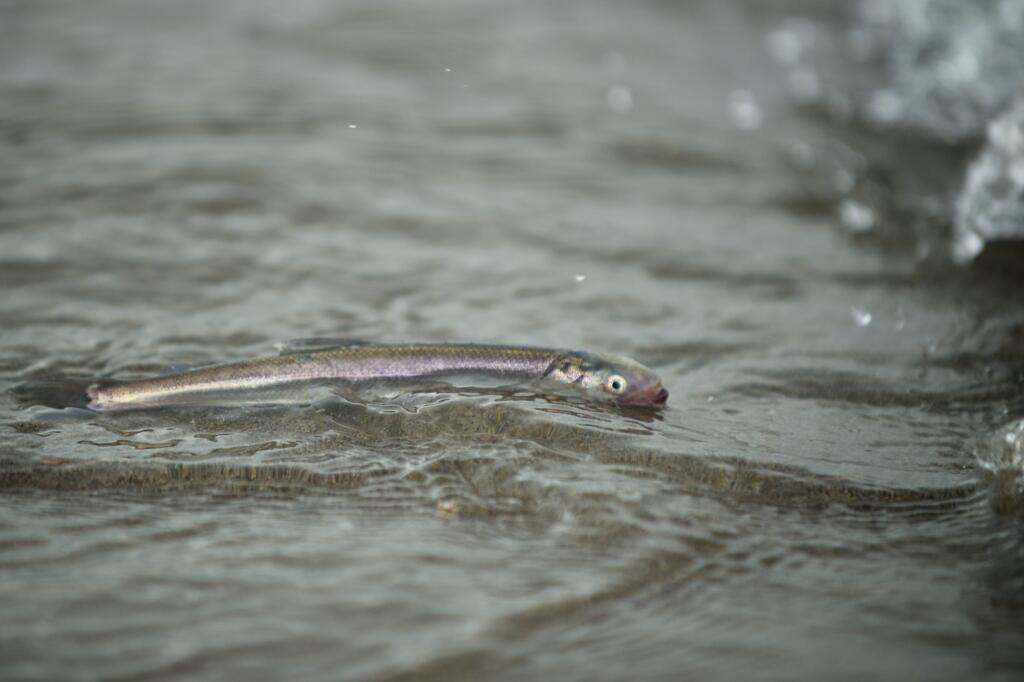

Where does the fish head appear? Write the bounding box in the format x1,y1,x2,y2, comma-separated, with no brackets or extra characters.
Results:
547,351,668,408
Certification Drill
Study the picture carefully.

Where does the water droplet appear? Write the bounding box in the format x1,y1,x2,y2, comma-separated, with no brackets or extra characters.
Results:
573,273,586,283
952,229,984,263
435,498,462,519
606,85,633,113
838,199,876,233
728,90,763,130
867,89,903,126
767,29,803,65
444,67,451,72
766,20,816,65
851,307,872,327
348,124,358,129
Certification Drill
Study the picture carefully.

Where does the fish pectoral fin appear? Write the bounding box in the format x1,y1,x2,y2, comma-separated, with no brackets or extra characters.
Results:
275,337,371,355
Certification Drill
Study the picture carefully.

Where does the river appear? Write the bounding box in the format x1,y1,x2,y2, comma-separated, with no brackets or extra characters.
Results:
2,1,1023,680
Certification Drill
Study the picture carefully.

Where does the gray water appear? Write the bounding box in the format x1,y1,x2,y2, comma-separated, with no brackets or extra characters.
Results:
2,1,1024,680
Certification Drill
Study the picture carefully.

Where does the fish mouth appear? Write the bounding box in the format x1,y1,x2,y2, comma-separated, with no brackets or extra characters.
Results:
621,385,669,407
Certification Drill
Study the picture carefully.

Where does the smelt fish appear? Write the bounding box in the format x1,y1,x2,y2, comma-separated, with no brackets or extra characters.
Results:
86,341,669,411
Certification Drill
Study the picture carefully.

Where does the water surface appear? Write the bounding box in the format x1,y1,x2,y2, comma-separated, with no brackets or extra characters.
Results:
2,1,1023,680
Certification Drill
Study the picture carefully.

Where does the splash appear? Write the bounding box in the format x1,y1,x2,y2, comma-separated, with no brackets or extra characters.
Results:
954,99,1024,261
975,418,1024,515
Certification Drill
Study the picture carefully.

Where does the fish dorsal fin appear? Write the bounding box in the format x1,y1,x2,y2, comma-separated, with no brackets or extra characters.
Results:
275,337,371,355
160,363,195,375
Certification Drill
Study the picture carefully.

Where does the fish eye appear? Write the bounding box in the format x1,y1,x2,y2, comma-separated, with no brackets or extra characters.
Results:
606,374,627,394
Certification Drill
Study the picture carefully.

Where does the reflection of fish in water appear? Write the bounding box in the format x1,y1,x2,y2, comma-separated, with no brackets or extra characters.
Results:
82,340,669,411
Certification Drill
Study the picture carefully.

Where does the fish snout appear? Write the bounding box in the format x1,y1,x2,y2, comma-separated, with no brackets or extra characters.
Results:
621,383,668,407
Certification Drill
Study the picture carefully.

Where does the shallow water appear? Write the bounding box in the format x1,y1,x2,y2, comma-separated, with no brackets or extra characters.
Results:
2,1,1024,680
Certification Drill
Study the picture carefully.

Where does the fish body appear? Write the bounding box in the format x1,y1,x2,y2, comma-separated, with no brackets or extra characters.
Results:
85,342,668,411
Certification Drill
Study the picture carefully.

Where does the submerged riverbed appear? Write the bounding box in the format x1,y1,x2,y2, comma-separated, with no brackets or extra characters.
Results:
2,1,1023,680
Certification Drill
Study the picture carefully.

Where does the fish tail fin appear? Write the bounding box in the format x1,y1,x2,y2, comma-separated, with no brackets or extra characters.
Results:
10,377,97,411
